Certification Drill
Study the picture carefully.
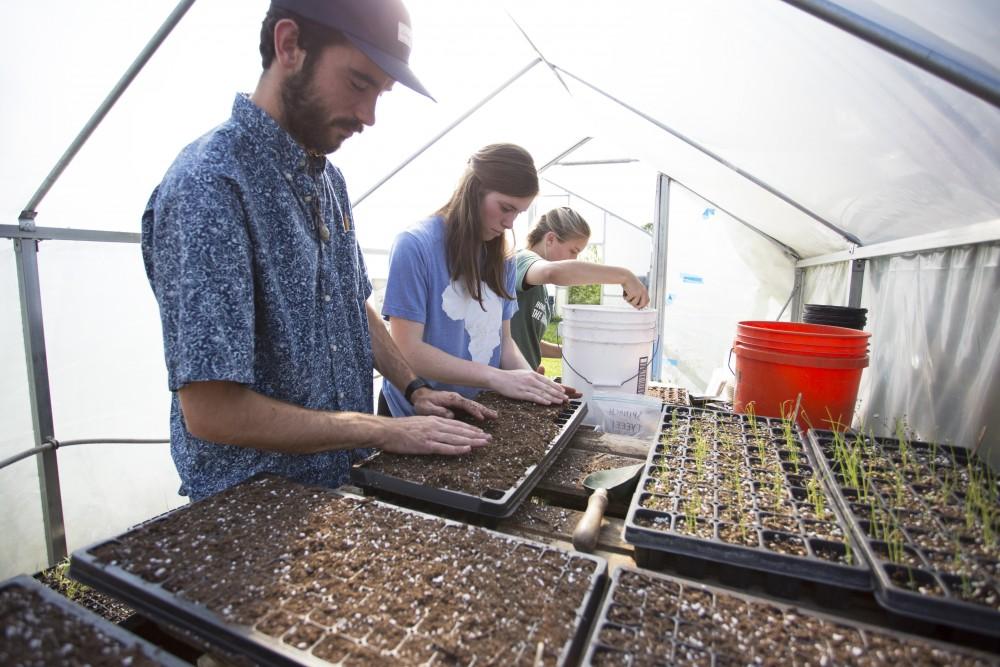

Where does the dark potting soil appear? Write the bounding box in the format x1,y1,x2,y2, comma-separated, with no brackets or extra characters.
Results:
362,392,566,494
0,581,163,667
82,475,601,666
541,449,638,490
34,562,134,624
587,567,998,666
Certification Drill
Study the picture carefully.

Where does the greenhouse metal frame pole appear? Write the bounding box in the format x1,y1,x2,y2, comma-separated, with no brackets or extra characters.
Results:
650,174,671,382
13,239,66,566
781,0,1000,109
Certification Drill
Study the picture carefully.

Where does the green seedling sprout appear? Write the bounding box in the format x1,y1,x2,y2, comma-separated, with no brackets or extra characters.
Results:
779,400,800,476
684,496,698,534
806,476,826,519
844,534,854,566
746,401,759,441
895,416,911,469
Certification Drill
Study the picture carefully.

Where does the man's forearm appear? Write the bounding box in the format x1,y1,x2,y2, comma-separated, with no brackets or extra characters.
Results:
366,301,419,389
179,381,385,454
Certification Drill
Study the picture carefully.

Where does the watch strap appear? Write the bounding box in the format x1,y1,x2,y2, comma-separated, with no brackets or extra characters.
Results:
404,377,431,404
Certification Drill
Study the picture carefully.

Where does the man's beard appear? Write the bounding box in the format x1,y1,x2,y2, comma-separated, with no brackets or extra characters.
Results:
281,64,362,155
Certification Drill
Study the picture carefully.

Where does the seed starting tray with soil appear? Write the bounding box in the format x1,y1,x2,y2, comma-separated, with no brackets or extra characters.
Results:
807,428,1000,638
70,474,606,667
582,566,999,666
624,406,871,590
0,575,188,667
352,394,587,518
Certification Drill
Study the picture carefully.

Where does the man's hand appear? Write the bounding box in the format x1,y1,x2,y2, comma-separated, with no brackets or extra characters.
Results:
411,388,498,421
377,415,491,455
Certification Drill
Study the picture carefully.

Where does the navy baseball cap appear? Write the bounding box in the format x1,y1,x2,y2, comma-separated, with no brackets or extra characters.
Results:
271,0,433,100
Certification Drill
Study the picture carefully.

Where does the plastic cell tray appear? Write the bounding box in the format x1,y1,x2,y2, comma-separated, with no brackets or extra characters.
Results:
0,575,189,666
582,566,1000,666
351,399,587,518
624,405,871,591
70,475,607,667
807,429,1000,638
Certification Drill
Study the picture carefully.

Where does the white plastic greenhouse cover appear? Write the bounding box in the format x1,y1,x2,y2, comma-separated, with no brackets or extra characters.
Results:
1,0,998,579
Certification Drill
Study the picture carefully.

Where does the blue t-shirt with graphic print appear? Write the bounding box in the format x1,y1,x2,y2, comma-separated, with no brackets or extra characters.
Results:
381,216,518,416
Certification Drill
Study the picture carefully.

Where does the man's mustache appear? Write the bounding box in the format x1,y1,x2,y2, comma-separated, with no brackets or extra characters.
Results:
332,118,363,133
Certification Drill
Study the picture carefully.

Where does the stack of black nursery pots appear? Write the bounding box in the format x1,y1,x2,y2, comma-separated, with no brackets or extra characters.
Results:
803,304,867,331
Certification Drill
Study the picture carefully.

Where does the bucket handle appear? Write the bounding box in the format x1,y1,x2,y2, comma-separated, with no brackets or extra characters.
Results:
727,348,735,375
558,321,656,389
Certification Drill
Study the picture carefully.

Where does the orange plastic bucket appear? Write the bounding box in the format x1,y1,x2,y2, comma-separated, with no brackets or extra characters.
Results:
733,322,871,432
736,321,869,357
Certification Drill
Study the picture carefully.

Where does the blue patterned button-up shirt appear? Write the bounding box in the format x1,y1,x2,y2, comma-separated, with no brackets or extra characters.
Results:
142,94,374,501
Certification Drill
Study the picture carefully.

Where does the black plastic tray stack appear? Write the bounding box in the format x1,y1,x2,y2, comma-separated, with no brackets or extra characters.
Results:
351,399,587,519
624,405,871,592
70,475,606,667
0,575,188,666
582,566,999,666
807,428,1000,639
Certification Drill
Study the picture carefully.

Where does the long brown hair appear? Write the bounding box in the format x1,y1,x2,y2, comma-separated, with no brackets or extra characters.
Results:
437,143,539,307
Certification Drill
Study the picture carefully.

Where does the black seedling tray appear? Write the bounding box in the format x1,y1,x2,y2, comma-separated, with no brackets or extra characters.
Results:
582,566,999,666
0,575,189,666
351,399,587,518
624,405,871,591
807,428,1000,638
70,475,606,667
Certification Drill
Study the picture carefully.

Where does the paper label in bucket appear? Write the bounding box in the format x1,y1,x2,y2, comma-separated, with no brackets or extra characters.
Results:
636,356,649,394
590,392,662,439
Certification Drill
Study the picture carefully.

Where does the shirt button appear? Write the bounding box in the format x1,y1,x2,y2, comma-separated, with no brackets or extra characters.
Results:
323,295,331,302
284,172,292,180
299,158,307,169
337,391,345,401
304,195,312,202
330,344,338,352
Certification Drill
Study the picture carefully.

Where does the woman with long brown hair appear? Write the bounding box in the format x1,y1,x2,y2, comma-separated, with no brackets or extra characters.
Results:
379,143,570,417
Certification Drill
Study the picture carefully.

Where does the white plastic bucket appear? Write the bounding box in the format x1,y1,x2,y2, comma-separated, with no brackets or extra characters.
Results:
559,305,658,412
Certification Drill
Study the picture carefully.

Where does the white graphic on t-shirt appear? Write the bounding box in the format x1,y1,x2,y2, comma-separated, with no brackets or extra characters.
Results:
441,280,502,364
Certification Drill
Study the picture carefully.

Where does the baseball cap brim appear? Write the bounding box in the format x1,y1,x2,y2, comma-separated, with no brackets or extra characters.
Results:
344,33,434,101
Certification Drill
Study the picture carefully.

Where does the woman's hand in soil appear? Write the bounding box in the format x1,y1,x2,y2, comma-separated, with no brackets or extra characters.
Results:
411,388,498,421
379,416,491,455
491,369,568,405
622,274,650,309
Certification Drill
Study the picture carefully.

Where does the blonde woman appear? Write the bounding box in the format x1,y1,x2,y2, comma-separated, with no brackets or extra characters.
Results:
511,207,650,372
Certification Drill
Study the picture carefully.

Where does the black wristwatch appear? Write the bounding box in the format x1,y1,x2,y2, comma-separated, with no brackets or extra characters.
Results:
403,377,431,405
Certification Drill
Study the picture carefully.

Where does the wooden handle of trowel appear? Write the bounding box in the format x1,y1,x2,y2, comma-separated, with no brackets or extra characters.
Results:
573,488,609,552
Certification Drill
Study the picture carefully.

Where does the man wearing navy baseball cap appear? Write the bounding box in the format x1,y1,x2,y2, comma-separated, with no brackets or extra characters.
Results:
141,0,495,502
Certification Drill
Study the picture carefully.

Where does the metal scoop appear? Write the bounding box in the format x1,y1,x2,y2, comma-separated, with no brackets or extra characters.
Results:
572,463,644,552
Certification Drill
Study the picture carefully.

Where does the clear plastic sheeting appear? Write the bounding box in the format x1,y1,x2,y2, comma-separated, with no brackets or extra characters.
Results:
30,242,184,559
855,242,1000,469
0,242,46,579
802,262,852,308
657,185,795,394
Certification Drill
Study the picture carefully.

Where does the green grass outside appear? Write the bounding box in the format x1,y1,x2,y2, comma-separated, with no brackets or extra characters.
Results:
540,317,563,378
